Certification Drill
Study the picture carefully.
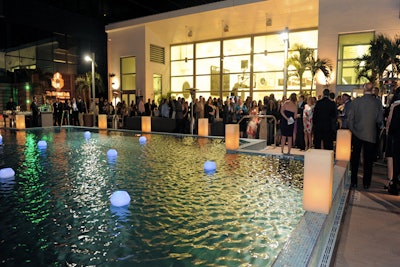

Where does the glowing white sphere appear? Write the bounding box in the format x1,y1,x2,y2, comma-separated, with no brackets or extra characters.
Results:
204,160,217,174
84,131,91,139
38,140,47,149
139,136,147,145
0,134,2,145
110,190,131,207
107,149,118,158
0,168,15,179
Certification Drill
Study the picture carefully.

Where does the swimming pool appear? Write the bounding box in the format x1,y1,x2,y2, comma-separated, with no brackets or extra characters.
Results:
0,128,304,266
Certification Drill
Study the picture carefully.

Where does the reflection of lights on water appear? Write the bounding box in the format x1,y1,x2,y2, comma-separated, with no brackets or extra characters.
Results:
0,176,15,196
110,205,131,223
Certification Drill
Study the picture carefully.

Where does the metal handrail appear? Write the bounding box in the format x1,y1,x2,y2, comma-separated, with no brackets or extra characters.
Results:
237,114,278,147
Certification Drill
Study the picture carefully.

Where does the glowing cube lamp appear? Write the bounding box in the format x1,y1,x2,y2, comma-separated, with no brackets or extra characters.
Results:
141,116,151,132
98,114,107,129
335,129,352,161
15,115,26,129
225,124,239,151
303,149,334,214
198,118,208,137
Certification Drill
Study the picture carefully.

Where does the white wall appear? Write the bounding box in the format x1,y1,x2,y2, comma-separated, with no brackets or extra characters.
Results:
318,0,400,96
107,25,146,101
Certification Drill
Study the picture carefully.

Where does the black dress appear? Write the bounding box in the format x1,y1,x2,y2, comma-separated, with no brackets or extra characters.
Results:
281,110,295,137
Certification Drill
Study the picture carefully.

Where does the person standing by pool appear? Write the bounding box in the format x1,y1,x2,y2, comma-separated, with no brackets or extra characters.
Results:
235,98,249,138
71,98,79,126
385,87,400,195
280,93,297,154
348,82,383,189
313,89,337,150
30,96,40,127
303,96,315,151
53,98,63,126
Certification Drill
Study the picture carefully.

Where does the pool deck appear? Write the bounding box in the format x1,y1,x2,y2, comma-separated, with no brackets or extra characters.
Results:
257,146,400,267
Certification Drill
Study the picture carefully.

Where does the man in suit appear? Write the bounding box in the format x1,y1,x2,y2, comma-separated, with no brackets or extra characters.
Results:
313,88,338,150
348,82,383,189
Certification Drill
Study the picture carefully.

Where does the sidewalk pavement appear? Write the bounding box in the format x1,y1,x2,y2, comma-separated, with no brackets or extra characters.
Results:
332,161,400,267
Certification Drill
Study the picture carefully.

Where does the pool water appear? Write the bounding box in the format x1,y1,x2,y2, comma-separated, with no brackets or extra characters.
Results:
0,128,304,267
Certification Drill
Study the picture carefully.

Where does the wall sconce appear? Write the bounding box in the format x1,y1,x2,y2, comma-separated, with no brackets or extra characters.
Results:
224,24,229,32
15,114,26,129
141,116,151,132
303,149,334,214
335,129,352,161
111,77,120,90
266,17,272,26
198,118,209,136
98,114,107,129
225,124,239,150
187,29,193,37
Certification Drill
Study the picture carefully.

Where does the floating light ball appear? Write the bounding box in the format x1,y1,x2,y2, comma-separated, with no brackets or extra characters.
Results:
110,190,131,207
139,136,147,145
38,140,47,149
84,131,91,139
0,134,2,145
0,168,15,179
107,149,118,158
203,160,217,174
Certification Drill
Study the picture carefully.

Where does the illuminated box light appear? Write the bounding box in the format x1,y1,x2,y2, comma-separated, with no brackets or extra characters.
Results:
225,124,239,150
98,114,107,129
198,118,208,137
15,115,26,129
141,116,151,132
303,149,334,214
335,129,352,161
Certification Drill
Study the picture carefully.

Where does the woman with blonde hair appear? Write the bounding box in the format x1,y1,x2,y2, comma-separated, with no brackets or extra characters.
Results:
280,93,298,154
303,96,316,150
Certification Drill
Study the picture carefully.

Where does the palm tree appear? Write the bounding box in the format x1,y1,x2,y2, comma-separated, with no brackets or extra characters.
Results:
287,44,332,95
75,71,105,113
287,44,313,94
309,54,332,96
355,34,400,92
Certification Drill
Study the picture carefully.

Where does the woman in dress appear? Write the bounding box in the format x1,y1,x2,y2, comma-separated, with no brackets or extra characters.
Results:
280,93,298,154
303,96,316,150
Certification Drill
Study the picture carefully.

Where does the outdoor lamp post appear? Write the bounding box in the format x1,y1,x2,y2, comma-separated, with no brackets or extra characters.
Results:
85,52,96,127
281,27,289,98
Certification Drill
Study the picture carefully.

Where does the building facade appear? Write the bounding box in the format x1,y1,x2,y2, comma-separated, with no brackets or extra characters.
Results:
106,0,400,105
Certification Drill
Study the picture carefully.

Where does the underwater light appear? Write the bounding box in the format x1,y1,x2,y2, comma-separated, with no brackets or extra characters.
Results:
110,190,131,207
107,149,118,158
0,168,15,179
203,160,216,174
139,136,147,145
84,131,91,139
38,140,47,149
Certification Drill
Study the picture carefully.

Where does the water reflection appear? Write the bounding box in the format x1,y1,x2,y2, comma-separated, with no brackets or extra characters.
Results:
0,129,304,267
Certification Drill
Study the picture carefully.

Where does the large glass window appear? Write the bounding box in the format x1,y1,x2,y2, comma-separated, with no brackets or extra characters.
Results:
337,32,374,85
121,56,136,105
121,57,136,91
170,30,318,101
